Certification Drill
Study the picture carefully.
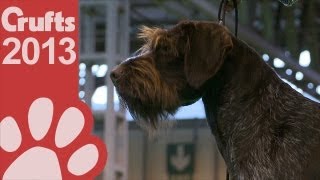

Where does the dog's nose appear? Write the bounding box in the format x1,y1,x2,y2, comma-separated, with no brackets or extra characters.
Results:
110,67,123,82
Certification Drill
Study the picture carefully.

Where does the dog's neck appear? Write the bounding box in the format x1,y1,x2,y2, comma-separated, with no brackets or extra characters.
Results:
201,37,287,175
195,32,320,178
202,36,320,178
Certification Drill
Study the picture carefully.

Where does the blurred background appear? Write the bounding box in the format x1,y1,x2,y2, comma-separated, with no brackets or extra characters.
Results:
78,0,320,179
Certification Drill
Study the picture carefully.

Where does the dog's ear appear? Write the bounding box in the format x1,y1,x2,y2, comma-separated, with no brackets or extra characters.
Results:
181,22,233,89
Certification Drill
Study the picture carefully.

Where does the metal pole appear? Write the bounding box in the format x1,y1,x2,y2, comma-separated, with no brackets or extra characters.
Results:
104,0,118,179
118,0,130,179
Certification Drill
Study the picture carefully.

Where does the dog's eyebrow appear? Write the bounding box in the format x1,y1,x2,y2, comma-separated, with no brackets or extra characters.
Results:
153,36,162,49
138,26,164,40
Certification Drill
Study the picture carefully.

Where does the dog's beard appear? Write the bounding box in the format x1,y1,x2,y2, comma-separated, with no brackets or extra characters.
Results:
117,93,179,132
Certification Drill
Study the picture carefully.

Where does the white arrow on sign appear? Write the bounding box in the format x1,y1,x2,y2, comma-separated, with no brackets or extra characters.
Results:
170,145,190,171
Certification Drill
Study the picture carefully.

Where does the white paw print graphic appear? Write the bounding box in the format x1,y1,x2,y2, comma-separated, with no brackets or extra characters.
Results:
0,97,105,179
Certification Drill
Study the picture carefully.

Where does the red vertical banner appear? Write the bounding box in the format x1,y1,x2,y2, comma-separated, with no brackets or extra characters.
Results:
0,1,107,179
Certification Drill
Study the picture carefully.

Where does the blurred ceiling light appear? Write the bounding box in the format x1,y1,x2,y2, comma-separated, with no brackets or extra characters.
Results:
96,64,108,77
91,64,99,75
262,54,269,61
295,71,304,81
299,50,311,67
273,58,285,68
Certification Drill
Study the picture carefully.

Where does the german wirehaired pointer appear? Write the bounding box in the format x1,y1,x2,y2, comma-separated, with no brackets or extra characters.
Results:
110,21,320,179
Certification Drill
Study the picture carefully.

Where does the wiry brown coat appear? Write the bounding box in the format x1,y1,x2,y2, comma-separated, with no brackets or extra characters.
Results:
111,21,320,179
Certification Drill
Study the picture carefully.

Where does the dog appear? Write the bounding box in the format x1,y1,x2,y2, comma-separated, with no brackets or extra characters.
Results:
110,21,320,179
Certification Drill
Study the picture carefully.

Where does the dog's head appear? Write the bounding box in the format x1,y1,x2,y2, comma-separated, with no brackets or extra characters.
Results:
111,21,233,129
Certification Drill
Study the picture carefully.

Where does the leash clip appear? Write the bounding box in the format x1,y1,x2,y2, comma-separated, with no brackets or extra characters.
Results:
217,0,238,37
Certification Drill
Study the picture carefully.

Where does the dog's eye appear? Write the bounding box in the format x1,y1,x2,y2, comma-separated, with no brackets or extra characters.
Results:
161,45,170,52
156,44,171,54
